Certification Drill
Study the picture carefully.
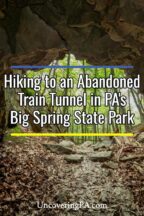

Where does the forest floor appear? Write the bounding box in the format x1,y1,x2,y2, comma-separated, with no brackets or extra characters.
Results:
0,135,144,216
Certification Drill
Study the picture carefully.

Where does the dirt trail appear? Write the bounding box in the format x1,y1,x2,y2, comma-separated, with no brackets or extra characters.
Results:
53,143,137,216
0,137,144,216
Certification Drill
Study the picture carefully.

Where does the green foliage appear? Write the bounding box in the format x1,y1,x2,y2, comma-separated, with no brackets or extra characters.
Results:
4,125,26,142
22,88,35,96
22,54,142,143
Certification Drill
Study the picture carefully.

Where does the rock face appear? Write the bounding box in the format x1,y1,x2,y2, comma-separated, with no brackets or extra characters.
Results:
64,154,84,163
16,7,64,53
43,144,75,154
93,141,112,150
89,151,112,162
81,141,93,148
59,140,75,149
0,1,144,93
